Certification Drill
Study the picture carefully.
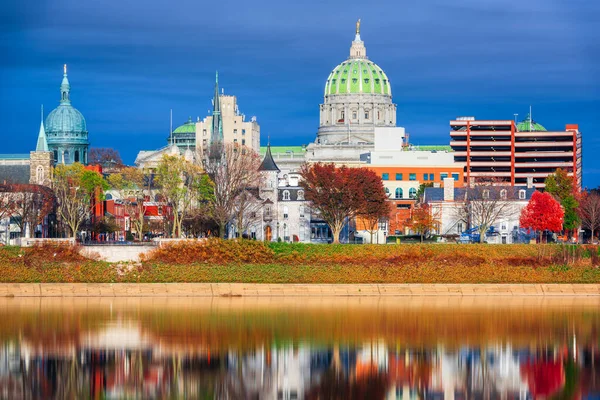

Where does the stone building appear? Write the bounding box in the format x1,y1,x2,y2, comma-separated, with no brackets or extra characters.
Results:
45,65,89,165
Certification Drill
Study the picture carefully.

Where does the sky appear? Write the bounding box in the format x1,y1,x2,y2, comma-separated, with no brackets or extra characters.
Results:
1,0,599,186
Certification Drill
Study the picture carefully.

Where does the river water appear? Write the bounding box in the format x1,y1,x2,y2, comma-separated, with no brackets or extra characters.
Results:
0,297,598,399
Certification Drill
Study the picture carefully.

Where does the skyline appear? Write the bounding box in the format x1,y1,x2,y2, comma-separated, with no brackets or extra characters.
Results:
1,0,598,186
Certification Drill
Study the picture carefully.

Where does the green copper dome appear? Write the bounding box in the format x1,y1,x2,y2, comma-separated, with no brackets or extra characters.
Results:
173,117,196,134
45,66,87,135
325,59,391,96
517,114,546,132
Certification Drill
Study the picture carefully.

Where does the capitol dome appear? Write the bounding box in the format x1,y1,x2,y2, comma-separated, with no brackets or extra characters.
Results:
170,117,196,149
45,65,90,165
324,59,391,96
315,22,397,146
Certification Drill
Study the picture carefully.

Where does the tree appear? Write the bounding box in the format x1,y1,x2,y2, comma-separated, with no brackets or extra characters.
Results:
8,184,55,237
155,155,207,238
455,179,519,243
300,163,388,244
0,185,19,223
88,147,123,168
409,203,439,242
579,191,600,242
415,182,434,204
545,168,580,234
357,171,391,244
203,143,262,239
107,167,150,241
520,191,564,242
53,163,108,238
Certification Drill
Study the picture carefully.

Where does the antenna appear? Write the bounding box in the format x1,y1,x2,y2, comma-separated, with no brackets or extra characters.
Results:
513,113,518,123
170,109,173,145
529,105,532,131
41,104,44,122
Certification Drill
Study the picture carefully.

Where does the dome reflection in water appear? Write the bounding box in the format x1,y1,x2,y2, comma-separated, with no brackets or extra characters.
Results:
0,297,598,399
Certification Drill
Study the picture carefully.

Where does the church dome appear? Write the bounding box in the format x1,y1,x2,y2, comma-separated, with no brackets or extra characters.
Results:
173,117,196,134
45,104,87,134
517,114,546,132
325,59,391,96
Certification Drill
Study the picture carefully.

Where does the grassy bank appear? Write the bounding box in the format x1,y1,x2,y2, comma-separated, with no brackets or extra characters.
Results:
0,240,599,283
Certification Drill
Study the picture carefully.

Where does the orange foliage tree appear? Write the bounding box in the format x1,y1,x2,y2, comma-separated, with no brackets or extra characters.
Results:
300,163,388,244
519,191,564,242
409,203,439,242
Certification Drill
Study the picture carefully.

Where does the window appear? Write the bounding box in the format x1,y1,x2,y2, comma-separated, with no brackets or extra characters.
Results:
429,173,434,181
74,150,80,163
457,222,464,233
395,173,403,180
36,166,44,184
234,129,237,134
500,189,507,199
365,111,369,119
299,205,304,218
395,188,403,199
440,173,448,180
242,139,246,146
364,78,369,84
297,190,305,200
423,173,428,181
203,129,207,136
352,111,357,119
385,187,390,197
452,173,459,181
409,173,416,181
242,129,246,135
234,138,238,143
519,190,526,200
283,190,290,201
63,150,69,164
53,150,58,161
482,189,490,199
409,188,417,199
283,206,289,219
382,173,389,181
341,111,345,119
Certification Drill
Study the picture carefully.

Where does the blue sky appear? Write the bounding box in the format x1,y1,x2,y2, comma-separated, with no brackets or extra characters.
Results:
1,0,599,186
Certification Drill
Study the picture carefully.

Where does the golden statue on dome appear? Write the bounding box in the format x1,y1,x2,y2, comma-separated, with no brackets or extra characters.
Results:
356,19,361,34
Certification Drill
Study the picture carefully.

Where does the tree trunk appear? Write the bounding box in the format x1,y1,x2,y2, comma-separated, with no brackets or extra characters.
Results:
331,221,344,244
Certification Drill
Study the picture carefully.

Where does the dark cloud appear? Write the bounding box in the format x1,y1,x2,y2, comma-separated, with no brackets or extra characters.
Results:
1,0,598,186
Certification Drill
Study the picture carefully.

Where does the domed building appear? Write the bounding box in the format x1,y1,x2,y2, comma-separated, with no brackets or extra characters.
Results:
45,65,89,165
316,21,396,145
170,117,196,150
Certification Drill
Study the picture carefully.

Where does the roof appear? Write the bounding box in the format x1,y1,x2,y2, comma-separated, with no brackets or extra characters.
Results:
517,114,546,132
258,145,280,172
259,146,306,156
325,58,391,96
406,145,453,152
424,186,536,202
173,117,196,134
0,165,31,184
0,154,30,160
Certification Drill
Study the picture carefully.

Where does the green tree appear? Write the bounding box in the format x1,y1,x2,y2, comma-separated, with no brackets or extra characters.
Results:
415,182,434,204
545,169,580,234
53,163,108,238
108,167,149,241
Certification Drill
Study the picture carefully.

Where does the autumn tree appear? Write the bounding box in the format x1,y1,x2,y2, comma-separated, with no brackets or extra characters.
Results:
579,191,600,242
455,179,519,243
357,170,391,244
155,155,209,238
203,143,262,239
107,167,151,241
300,163,388,244
8,184,55,237
53,163,108,238
0,185,19,223
520,191,564,243
88,147,124,168
545,168,579,234
409,203,439,242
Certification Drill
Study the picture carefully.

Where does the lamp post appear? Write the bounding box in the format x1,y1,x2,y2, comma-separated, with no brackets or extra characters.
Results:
276,221,280,241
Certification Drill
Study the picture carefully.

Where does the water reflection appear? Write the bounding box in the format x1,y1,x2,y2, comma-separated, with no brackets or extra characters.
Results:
0,297,598,399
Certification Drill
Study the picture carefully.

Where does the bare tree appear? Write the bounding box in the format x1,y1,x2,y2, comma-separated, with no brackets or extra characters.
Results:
232,189,263,238
454,179,519,243
203,143,262,239
580,191,600,242
9,184,55,237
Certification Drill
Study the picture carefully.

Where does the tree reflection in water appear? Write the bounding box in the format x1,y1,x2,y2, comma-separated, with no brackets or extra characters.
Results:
0,297,598,399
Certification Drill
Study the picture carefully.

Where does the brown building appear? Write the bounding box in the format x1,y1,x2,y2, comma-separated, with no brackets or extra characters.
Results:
450,115,581,190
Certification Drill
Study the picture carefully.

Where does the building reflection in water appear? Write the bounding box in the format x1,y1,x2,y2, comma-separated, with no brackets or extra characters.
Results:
0,297,599,399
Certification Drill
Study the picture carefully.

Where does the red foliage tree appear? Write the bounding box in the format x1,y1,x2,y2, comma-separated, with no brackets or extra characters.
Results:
300,163,388,244
409,203,439,242
519,191,564,242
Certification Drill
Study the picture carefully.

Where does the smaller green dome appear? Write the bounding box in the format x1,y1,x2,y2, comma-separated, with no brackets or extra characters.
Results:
517,114,546,132
173,117,196,134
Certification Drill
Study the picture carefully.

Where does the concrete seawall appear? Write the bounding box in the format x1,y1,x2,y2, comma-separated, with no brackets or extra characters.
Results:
1,283,599,297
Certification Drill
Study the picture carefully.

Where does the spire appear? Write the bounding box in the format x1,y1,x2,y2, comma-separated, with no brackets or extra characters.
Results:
259,143,280,172
349,20,366,59
210,71,223,143
60,64,71,104
36,106,49,152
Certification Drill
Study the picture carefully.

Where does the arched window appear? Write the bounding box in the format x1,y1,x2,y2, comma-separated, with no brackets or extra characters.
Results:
519,190,526,200
283,206,289,219
105,193,113,200
500,189,507,200
63,150,69,164
36,166,44,184
385,187,390,197
409,188,417,199
74,150,80,163
395,188,403,199
283,190,290,201
53,150,58,162
297,190,305,201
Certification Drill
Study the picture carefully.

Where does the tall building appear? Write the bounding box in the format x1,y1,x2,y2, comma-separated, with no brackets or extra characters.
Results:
45,65,89,165
450,115,582,189
196,73,260,154
306,21,399,164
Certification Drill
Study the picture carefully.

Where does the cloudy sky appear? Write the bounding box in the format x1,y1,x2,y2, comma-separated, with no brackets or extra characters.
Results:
1,0,598,185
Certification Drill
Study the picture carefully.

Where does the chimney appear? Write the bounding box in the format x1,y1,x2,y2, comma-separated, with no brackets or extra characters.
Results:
443,177,454,201
526,176,533,189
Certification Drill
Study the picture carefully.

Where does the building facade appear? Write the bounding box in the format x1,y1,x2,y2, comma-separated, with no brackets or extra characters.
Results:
450,115,582,190
45,65,89,165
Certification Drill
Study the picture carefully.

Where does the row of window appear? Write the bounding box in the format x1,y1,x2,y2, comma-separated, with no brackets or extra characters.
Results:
202,129,247,136
282,190,304,201
385,187,417,200
382,172,460,182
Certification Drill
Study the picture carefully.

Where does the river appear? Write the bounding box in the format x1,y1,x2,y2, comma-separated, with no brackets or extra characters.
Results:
0,296,598,399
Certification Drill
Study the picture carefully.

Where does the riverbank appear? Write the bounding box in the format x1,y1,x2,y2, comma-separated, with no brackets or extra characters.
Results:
1,283,600,297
